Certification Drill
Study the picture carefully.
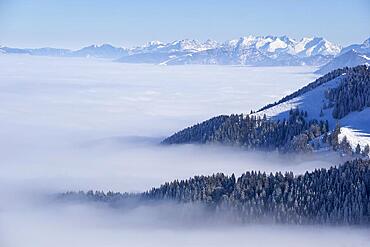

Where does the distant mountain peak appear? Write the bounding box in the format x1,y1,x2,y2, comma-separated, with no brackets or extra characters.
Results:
0,35,345,66
316,37,370,74
363,37,370,47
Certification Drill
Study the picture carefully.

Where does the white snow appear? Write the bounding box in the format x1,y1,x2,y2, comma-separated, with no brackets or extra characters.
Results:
293,37,341,57
339,108,370,149
360,54,370,60
253,74,370,151
252,75,341,123
267,38,288,52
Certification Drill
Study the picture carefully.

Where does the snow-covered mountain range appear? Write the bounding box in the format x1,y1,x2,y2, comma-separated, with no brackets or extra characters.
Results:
2,36,370,69
316,38,370,74
0,35,342,66
162,36,341,66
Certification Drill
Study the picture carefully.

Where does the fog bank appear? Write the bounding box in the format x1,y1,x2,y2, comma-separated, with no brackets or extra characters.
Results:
0,56,365,247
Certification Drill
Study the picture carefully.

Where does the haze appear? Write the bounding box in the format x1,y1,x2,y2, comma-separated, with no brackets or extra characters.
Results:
0,55,368,246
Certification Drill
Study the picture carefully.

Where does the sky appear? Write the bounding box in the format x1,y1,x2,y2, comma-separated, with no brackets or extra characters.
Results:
0,0,369,49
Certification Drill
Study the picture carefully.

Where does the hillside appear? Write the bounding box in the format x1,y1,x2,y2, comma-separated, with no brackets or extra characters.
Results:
60,159,370,225
163,65,370,155
316,50,370,75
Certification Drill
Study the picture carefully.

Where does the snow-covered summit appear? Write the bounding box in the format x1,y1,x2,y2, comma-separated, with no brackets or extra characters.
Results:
293,37,341,57
131,39,219,54
221,35,340,57
72,44,128,58
161,35,341,66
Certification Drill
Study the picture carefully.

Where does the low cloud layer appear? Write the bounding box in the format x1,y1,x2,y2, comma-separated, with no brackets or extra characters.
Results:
2,198,369,247
0,56,366,247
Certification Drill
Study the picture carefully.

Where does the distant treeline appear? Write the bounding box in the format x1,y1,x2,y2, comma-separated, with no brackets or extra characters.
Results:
61,159,370,225
162,109,330,153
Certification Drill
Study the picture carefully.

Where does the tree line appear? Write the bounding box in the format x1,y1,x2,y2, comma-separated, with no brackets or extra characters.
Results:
60,159,370,225
163,108,329,153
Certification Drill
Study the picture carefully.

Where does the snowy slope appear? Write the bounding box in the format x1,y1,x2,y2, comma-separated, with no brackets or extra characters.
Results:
294,37,341,57
253,76,342,123
339,108,370,150
253,71,370,150
316,50,370,74
339,37,370,56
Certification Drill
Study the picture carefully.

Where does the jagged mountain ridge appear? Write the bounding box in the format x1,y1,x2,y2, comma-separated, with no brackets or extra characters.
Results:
120,36,341,66
0,35,341,66
166,36,340,66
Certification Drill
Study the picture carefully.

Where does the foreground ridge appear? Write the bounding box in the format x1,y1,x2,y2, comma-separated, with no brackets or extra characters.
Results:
61,159,370,225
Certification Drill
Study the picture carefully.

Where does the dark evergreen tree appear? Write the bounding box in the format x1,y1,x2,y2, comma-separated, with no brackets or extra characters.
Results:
356,144,362,155
339,136,353,155
363,144,370,157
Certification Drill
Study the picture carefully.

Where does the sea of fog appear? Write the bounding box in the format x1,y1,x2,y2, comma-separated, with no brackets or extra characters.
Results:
0,55,368,247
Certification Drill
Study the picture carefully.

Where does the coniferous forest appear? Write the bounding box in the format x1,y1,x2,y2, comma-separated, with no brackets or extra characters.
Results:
61,159,370,225
4,1,370,245
59,65,370,227
162,65,370,155
162,109,329,153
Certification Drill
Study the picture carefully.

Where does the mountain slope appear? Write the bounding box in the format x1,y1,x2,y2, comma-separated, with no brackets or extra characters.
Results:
316,38,370,74
339,38,370,56
117,39,219,64
71,44,128,58
163,65,370,155
254,65,370,150
316,50,370,74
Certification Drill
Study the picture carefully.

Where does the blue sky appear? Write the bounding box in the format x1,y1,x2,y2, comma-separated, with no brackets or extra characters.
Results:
0,0,369,48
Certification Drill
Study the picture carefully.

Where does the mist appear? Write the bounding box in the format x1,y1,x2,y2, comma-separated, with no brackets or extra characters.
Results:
0,55,368,246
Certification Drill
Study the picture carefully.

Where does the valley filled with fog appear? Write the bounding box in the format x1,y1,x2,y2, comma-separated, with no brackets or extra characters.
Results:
0,55,368,247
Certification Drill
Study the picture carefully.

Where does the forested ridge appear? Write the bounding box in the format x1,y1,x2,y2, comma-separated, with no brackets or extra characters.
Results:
163,109,330,153
61,159,370,225
326,66,370,119
162,65,370,155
